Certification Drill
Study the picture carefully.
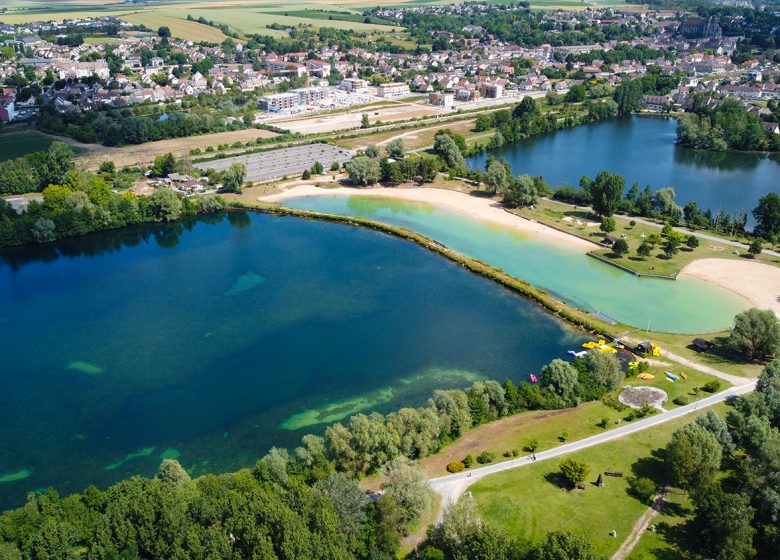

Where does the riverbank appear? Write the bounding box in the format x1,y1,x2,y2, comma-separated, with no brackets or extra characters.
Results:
680,258,780,317
262,185,598,253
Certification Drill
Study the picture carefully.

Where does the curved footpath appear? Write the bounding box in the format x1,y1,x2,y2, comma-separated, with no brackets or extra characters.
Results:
427,381,756,521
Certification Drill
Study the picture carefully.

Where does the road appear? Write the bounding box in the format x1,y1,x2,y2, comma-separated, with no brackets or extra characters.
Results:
428,381,755,520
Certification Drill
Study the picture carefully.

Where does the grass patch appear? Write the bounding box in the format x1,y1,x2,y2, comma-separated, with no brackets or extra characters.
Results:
627,489,693,560
645,331,763,378
0,130,54,162
121,12,229,42
470,402,729,558
512,198,778,277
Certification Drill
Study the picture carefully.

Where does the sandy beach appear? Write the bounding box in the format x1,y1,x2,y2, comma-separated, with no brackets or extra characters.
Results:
680,258,780,318
262,185,599,252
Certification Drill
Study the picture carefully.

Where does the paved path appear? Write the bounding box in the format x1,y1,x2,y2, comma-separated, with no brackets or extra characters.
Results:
544,198,779,258
612,487,670,560
428,381,755,520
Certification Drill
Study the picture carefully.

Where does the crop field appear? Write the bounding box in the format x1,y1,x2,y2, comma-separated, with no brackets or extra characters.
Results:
119,12,229,42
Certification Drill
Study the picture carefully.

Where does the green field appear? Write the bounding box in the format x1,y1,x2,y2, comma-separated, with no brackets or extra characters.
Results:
0,130,53,162
470,403,728,557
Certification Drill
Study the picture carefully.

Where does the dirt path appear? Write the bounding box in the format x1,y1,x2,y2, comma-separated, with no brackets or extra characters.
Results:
612,487,670,560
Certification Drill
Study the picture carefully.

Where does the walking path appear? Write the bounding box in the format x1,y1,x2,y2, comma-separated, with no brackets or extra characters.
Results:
612,488,670,560
428,381,755,520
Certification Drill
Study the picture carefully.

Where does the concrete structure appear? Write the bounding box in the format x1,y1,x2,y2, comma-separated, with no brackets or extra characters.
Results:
428,92,454,107
340,77,369,93
259,87,334,111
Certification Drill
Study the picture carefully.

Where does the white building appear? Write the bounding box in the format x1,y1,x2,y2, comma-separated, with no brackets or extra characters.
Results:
377,82,410,98
340,77,369,93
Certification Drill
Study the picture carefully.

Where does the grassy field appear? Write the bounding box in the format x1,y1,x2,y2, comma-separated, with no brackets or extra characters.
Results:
470,402,729,558
512,198,779,277
0,130,54,161
334,119,479,150
417,362,729,478
627,489,693,560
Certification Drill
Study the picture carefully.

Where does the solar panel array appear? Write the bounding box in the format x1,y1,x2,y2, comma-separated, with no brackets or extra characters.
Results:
195,144,353,183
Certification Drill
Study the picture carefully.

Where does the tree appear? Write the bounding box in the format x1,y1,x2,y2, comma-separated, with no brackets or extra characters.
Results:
157,459,190,485
151,153,178,178
512,96,540,120
98,161,115,174
312,161,324,175
589,171,625,217
666,423,722,493
433,134,464,169
302,169,311,180
361,113,370,128
330,162,340,172
653,187,681,219
584,351,624,390
31,217,56,243
748,239,763,257
221,162,247,193
662,236,679,258
753,193,780,239
314,472,368,536
500,174,540,207
558,459,589,487
539,359,579,400
346,156,381,186
157,26,171,39
727,308,780,362
386,139,406,160
695,410,735,454
146,188,183,222
693,486,756,560
686,235,699,250
627,476,657,503
42,142,75,186
484,159,509,194
612,238,629,257
599,217,616,234
381,457,431,526
637,241,652,258
365,144,379,158
531,531,603,560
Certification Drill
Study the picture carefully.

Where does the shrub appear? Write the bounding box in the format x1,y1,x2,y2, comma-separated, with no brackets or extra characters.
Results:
462,454,474,468
503,450,513,458
597,417,609,428
511,449,519,457
629,220,637,227
559,458,589,487
673,395,690,406
627,476,657,503
702,380,722,393
602,393,627,412
446,461,465,473
302,169,311,180
330,162,340,171
476,451,494,464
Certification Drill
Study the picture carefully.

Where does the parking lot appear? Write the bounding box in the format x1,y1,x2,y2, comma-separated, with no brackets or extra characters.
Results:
194,144,352,183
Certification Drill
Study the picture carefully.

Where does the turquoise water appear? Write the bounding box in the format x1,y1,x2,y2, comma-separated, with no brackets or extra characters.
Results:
0,212,585,510
284,195,747,333
468,116,780,227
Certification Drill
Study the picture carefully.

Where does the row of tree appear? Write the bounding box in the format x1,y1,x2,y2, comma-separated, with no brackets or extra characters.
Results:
663,360,780,559
0,142,75,196
323,351,624,476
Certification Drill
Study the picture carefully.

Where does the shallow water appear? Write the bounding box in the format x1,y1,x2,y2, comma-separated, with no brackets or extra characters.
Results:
284,195,747,333
0,212,584,510
467,115,780,226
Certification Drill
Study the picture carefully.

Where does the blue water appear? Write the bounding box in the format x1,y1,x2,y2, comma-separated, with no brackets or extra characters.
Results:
0,211,584,510
467,116,780,226
284,195,747,333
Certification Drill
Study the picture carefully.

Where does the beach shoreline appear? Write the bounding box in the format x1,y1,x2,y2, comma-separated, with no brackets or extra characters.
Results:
262,185,600,253
679,258,780,318
263,185,780,321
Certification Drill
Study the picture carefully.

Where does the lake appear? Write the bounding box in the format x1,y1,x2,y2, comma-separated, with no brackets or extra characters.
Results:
467,115,780,224
284,195,747,333
0,211,584,511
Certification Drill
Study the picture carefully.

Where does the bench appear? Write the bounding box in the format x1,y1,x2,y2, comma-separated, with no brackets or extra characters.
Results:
605,471,624,477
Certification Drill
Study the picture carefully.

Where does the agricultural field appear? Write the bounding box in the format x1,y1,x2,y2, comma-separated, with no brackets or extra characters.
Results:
120,12,229,42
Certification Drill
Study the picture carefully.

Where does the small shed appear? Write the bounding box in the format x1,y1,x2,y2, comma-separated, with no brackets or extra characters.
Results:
692,338,714,353
636,341,653,354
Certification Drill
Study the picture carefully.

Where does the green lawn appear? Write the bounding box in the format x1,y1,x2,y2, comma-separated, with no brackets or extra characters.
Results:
0,130,54,162
627,490,693,560
417,362,728,478
512,199,778,277
470,403,729,558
